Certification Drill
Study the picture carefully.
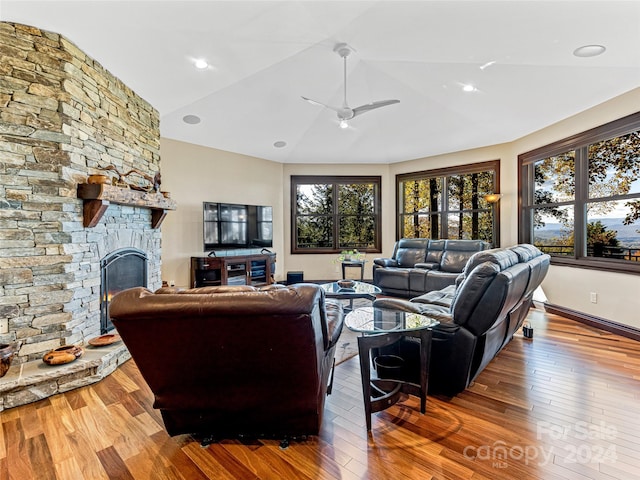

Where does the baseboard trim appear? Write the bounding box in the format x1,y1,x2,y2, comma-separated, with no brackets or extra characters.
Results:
544,303,640,342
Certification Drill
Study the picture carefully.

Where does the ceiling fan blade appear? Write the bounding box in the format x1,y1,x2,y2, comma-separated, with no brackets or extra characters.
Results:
351,99,400,118
301,96,342,113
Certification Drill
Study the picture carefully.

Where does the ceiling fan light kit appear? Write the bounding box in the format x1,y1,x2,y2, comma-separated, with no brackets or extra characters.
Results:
302,43,399,127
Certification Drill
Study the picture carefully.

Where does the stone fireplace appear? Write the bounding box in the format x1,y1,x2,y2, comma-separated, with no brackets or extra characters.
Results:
0,22,167,408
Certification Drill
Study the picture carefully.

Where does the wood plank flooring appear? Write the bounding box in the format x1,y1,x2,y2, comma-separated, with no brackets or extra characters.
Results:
1,306,639,479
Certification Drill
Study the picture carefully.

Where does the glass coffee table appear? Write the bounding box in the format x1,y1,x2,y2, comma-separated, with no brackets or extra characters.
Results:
345,305,439,431
320,281,381,312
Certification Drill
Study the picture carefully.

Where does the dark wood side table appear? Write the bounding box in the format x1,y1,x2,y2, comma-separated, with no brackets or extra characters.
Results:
344,306,439,431
341,260,367,281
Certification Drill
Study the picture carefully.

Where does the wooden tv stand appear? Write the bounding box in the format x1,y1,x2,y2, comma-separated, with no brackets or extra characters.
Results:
190,253,275,288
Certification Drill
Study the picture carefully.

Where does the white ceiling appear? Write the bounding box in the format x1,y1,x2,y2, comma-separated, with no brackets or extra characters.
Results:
2,1,640,164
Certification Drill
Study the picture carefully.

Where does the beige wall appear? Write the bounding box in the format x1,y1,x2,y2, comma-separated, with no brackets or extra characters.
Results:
160,87,640,328
160,139,284,286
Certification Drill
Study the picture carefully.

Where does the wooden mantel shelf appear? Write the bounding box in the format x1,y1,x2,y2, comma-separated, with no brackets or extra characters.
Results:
77,183,177,228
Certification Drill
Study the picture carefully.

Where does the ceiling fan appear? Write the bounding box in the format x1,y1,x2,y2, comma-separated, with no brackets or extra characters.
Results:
302,43,399,128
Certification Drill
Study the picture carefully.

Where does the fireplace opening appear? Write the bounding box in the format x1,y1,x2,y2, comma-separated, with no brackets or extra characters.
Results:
101,248,148,334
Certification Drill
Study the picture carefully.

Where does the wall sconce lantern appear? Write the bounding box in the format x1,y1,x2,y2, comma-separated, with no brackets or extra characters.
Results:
484,193,502,204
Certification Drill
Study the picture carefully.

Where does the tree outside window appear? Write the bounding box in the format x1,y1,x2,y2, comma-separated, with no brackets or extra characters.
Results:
292,176,381,253
397,160,499,245
519,112,640,273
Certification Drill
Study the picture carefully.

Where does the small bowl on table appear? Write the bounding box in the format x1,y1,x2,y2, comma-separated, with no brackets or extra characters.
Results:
337,279,356,289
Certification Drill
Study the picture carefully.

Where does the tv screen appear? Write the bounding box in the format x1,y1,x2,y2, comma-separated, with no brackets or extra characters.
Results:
203,202,273,250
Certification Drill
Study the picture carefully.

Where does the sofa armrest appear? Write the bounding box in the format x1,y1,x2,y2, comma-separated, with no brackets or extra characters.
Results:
411,304,454,323
414,262,439,270
373,257,398,267
324,299,345,349
373,297,424,313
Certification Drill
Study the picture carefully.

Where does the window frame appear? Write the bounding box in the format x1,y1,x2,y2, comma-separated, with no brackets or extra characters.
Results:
395,160,501,245
290,175,382,254
518,111,640,275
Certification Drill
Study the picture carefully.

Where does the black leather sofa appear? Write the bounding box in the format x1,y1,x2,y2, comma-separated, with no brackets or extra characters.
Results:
109,283,344,440
372,239,489,297
374,244,550,396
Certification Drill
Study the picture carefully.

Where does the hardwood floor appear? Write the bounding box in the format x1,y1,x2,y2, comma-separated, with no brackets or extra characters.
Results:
1,306,639,479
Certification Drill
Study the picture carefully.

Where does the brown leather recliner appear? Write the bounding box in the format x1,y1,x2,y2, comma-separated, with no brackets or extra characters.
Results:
108,283,344,440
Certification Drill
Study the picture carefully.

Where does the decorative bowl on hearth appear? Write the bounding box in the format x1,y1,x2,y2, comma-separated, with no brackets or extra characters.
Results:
88,334,121,347
42,345,84,365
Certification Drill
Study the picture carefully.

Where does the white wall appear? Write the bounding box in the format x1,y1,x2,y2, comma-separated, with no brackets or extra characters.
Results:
160,88,640,329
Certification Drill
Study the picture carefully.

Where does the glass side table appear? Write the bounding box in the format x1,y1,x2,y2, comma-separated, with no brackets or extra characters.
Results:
345,306,440,431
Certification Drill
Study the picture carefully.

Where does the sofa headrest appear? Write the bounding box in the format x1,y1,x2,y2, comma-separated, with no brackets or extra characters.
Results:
509,244,542,262
396,238,429,267
461,248,520,277
444,240,489,251
111,284,324,320
397,238,430,249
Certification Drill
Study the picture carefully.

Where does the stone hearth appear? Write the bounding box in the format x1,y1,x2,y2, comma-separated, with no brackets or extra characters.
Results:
0,22,166,409
0,342,130,409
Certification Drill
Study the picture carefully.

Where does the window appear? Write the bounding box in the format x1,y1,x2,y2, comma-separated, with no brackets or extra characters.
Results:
519,112,640,274
291,175,381,253
396,160,500,245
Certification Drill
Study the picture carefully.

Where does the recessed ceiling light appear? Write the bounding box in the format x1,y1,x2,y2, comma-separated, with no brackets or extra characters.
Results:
462,84,476,93
194,59,208,69
183,115,201,125
273,141,287,148
573,44,606,58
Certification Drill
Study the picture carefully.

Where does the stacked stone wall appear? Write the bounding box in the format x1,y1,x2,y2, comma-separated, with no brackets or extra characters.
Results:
0,22,162,363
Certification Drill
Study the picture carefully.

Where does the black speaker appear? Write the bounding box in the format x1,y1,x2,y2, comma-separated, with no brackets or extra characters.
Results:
287,271,304,285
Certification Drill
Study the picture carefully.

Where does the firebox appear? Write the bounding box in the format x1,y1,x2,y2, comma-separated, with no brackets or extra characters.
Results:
100,248,148,334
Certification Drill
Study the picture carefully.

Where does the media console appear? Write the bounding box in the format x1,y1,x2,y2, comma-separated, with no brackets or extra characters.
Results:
190,253,276,288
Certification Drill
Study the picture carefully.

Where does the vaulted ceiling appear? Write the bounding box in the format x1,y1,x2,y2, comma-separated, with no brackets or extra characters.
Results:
2,1,639,163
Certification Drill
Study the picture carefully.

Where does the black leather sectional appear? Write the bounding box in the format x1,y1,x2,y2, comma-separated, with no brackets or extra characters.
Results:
373,239,489,297
374,243,550,396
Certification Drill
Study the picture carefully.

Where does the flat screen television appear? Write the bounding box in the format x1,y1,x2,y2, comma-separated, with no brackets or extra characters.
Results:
203,202,273,251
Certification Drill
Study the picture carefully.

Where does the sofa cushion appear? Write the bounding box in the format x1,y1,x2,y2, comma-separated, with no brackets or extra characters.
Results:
425,270,461,291
440,250,473,272
374,267,411,290
425,240,446,263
